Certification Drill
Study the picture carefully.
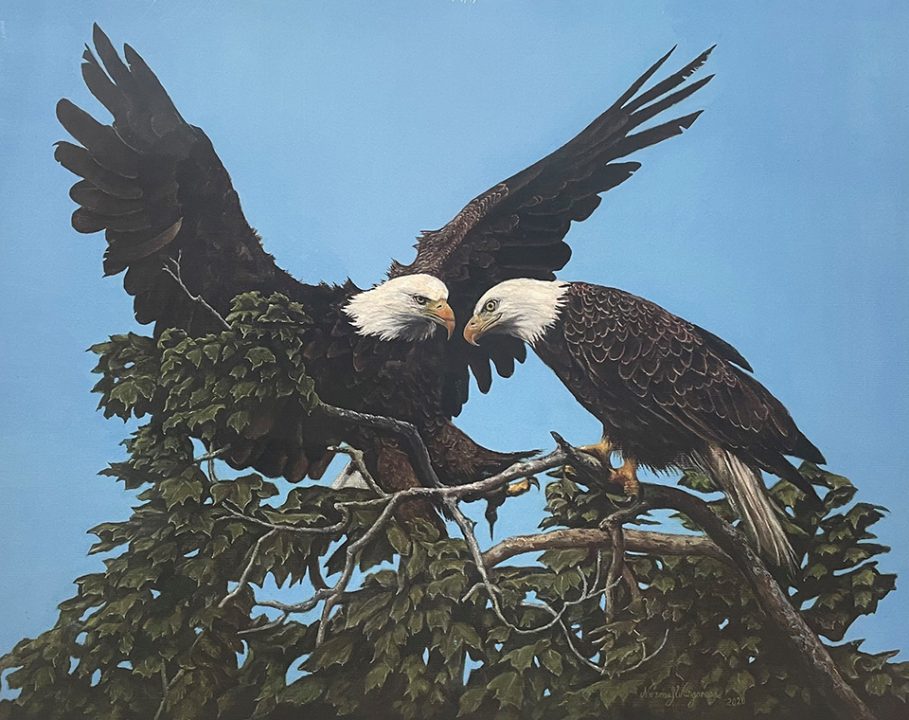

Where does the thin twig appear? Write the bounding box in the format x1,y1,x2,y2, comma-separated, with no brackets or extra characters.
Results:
153,667,169,720
328,445,388,497
162,257,230,331
621,565,642,607
219,530,277,609
237,612,289,636
448,496,588,637
207,456,219,484
623,628,670,674
220,498,384,536
520,595,601,673
192,447,229,465
316,598,334,645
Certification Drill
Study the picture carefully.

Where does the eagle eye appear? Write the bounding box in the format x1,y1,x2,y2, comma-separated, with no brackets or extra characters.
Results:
484,299,498,313
413,295,429,305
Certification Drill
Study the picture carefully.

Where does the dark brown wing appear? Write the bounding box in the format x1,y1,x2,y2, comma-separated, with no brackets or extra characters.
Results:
391,47,715,416
561,283,824,496
56,24,307,335
56,26,353,487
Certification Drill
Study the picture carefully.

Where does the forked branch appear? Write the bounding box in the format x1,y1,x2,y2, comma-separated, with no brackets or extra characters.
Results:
175,357,875,719
553,435,878,720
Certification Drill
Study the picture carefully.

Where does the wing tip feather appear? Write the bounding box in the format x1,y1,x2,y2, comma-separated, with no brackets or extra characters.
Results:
679,108,705,129
55,98,72,121
123,42,144,68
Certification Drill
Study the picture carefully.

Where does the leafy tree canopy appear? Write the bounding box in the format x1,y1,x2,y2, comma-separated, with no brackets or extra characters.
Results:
2,293,907,720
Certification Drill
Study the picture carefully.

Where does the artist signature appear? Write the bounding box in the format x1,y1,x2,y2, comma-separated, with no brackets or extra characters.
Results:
638,684,745,707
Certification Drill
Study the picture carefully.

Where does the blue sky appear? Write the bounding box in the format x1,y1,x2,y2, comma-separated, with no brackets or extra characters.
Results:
1,0,907,680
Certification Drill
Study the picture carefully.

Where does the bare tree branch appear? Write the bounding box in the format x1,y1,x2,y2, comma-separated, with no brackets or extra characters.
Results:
220,498,385,536
319,405,442,488
153,667,170,720
623,628,670,674
219,529,277,609
555,437,879,720
482,527,731,567
204,406,874,720
192,447,229,464
327,444,388,497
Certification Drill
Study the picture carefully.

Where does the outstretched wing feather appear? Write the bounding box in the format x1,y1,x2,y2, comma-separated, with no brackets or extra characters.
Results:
57,25,305,337
393,48,714,416
58,26,331,486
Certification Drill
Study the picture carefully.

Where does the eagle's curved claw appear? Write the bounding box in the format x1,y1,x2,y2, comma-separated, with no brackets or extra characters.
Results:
578,437,615,470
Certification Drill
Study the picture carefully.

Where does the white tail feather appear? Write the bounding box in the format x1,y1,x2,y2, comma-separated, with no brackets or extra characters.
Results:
688,445,796,571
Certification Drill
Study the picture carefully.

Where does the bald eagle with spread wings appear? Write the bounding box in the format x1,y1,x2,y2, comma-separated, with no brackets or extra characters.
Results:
56,25,713,505
464,279,826,568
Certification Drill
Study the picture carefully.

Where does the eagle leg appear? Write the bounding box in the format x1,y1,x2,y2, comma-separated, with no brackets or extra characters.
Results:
611,457,640,497
579,436,615,468
562,436,615,482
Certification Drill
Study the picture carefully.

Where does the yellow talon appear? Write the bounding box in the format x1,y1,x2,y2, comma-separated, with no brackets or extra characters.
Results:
558,436,615,482
505,476,535,497
611,458,640,497
578,437,614,469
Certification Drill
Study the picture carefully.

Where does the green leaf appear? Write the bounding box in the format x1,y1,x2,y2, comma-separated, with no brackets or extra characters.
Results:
186,347,204,367
426,608,451,633
539,548,588,573
284,676,325,705
458,687,487,716
308,634,354,670
488,671,522,708
158,476,203,508
246,347,276,369
365,663,391,692
541,648,563,675
652,575,676,593
505,644,536,672
727,670,755,698
387,525,410,555
865,673,892,696
806,563,827,580
451,623,482,651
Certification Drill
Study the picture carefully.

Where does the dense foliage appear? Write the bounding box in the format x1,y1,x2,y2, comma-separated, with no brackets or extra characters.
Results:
1,293,907,719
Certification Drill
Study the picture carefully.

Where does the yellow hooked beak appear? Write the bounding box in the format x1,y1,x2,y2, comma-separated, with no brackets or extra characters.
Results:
427,300,456,339
463,314,495,346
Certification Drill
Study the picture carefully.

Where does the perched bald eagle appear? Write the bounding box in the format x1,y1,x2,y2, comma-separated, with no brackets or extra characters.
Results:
56,25,713,503
464,280,826,567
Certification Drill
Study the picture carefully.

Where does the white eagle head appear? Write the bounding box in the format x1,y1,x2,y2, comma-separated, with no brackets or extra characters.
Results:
464,279,569,346
344,274,455,342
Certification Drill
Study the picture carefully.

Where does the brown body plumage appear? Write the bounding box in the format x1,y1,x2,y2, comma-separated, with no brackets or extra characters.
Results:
536,283,825,494
465,279,825,566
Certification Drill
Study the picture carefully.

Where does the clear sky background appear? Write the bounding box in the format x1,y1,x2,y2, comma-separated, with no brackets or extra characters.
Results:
1,0,907,685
